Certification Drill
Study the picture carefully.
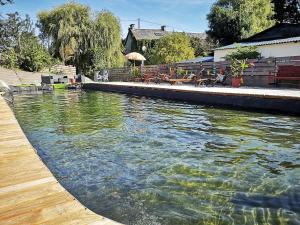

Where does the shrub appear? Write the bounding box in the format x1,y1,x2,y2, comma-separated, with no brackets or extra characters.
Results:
1,48,18,69
225,45,261,61
230,59,249,77
131,67,141,77
18,35,52,72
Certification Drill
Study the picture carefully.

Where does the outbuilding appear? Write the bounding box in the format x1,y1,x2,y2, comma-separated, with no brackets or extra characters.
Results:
214,23,300,61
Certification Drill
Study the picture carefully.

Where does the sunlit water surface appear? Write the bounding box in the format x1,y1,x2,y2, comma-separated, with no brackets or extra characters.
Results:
13,91,300,225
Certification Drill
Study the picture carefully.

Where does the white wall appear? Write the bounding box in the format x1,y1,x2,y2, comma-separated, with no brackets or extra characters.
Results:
214,42,300,61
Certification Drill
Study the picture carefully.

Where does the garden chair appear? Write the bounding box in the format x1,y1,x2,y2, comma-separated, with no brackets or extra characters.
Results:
168,73,197,85
196,68,210,86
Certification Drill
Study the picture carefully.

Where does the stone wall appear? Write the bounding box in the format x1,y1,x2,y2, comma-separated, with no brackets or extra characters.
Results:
50,65,76,79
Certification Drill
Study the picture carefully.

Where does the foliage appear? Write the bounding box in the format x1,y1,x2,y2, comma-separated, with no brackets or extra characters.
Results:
190,36,217,57
150,33,194,64
230,59,249,77
0,13,51,72
92,10,124,71
207,0,275,45
37,2,91,65
225,46,261,60
136,40,156,65
0,12,34,51
18,34,52,72
176,67,186,75
272,0,300,23
225,46,258,78
37,4,124,76
1,48,18,69
131,67,141,77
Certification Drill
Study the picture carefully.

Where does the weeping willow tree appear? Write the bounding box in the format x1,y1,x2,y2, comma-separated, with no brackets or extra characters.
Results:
37,4,124,75
92,10,124,70
37,3,91,65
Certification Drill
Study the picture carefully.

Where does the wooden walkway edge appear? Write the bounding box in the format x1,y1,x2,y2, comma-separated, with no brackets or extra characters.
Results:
0,95,121,225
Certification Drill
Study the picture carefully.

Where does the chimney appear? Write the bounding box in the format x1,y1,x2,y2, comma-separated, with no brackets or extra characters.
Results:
129,24,135,30
161,25,166,31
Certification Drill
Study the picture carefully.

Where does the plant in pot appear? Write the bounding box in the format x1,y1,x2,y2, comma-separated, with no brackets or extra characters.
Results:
225,46,260,87
230,59,248,87
131,66,141,81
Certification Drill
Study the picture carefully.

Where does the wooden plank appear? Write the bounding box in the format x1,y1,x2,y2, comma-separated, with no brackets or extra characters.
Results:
0,96,122,225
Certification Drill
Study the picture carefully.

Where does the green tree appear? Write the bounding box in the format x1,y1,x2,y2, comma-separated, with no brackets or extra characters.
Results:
0,13,51,72
1,48,17,69
190,37,217,57
92,10,124,70
18,34,52,72
207,0,274,45
150,33,194,64
37,2,91,65
0,12,34,51
272,0,300,23
37,4,124,75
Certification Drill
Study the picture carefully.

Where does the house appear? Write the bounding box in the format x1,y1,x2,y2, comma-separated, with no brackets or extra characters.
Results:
124,24,206,54
214,23,300,61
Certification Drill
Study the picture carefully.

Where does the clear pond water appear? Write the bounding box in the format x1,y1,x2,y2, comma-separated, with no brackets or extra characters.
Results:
13,91,300,225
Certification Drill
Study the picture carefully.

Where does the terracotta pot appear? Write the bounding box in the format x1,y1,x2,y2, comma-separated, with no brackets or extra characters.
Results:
232,77,241,87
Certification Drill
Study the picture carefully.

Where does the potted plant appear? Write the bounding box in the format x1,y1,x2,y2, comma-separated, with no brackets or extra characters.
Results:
230,59,248,87
131,66,141,81
225,46,260,87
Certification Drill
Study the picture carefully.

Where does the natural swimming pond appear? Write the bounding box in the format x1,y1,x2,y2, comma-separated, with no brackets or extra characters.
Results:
13,91,300,225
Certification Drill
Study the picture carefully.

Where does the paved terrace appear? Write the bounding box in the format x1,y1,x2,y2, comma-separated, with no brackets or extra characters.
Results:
84,82,300,114
0,67,44,86
0,95,121,225
99,82,300,99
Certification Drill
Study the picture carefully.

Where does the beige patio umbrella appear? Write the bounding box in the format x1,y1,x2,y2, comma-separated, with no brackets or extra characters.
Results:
125,52,146,67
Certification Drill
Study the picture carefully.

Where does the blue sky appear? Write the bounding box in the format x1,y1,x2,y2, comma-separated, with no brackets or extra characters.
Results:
1,0,215,37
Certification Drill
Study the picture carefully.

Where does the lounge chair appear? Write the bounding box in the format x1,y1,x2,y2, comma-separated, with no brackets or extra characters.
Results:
168,74,197,85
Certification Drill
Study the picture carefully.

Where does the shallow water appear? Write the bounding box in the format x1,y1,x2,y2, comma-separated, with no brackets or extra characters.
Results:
13,90,300,225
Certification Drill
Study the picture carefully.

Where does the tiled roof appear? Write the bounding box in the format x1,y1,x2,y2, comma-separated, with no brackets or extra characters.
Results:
131,29,206,40
215,36,300,50
179,56,214,63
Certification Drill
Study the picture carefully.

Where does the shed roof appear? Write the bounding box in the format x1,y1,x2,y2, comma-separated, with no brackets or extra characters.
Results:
130,29,206,40
241,23,300,42
215,36,300,50
179,56,214,63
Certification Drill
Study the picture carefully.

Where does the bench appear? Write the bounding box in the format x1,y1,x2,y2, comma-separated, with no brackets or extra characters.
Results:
270,65,300,88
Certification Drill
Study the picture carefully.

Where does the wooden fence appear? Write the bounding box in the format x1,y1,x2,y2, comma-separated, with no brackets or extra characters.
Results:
106,56,300,87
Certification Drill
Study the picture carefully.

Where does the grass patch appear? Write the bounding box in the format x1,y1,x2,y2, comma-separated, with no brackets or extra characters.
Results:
16,84,36,87
53,83,68,89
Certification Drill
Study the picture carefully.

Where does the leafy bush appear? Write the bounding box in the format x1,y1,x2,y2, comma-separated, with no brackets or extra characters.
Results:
131,67,141,77
1,48,18,69
176,67,186,76
18,35,52,72
225,45,261,61
150,33,194,64
230,59,249,77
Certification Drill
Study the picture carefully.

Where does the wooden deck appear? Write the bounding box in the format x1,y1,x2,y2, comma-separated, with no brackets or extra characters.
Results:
0,96,121,225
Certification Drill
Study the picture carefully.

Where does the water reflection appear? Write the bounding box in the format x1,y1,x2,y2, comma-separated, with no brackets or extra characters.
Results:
13,91,300,225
